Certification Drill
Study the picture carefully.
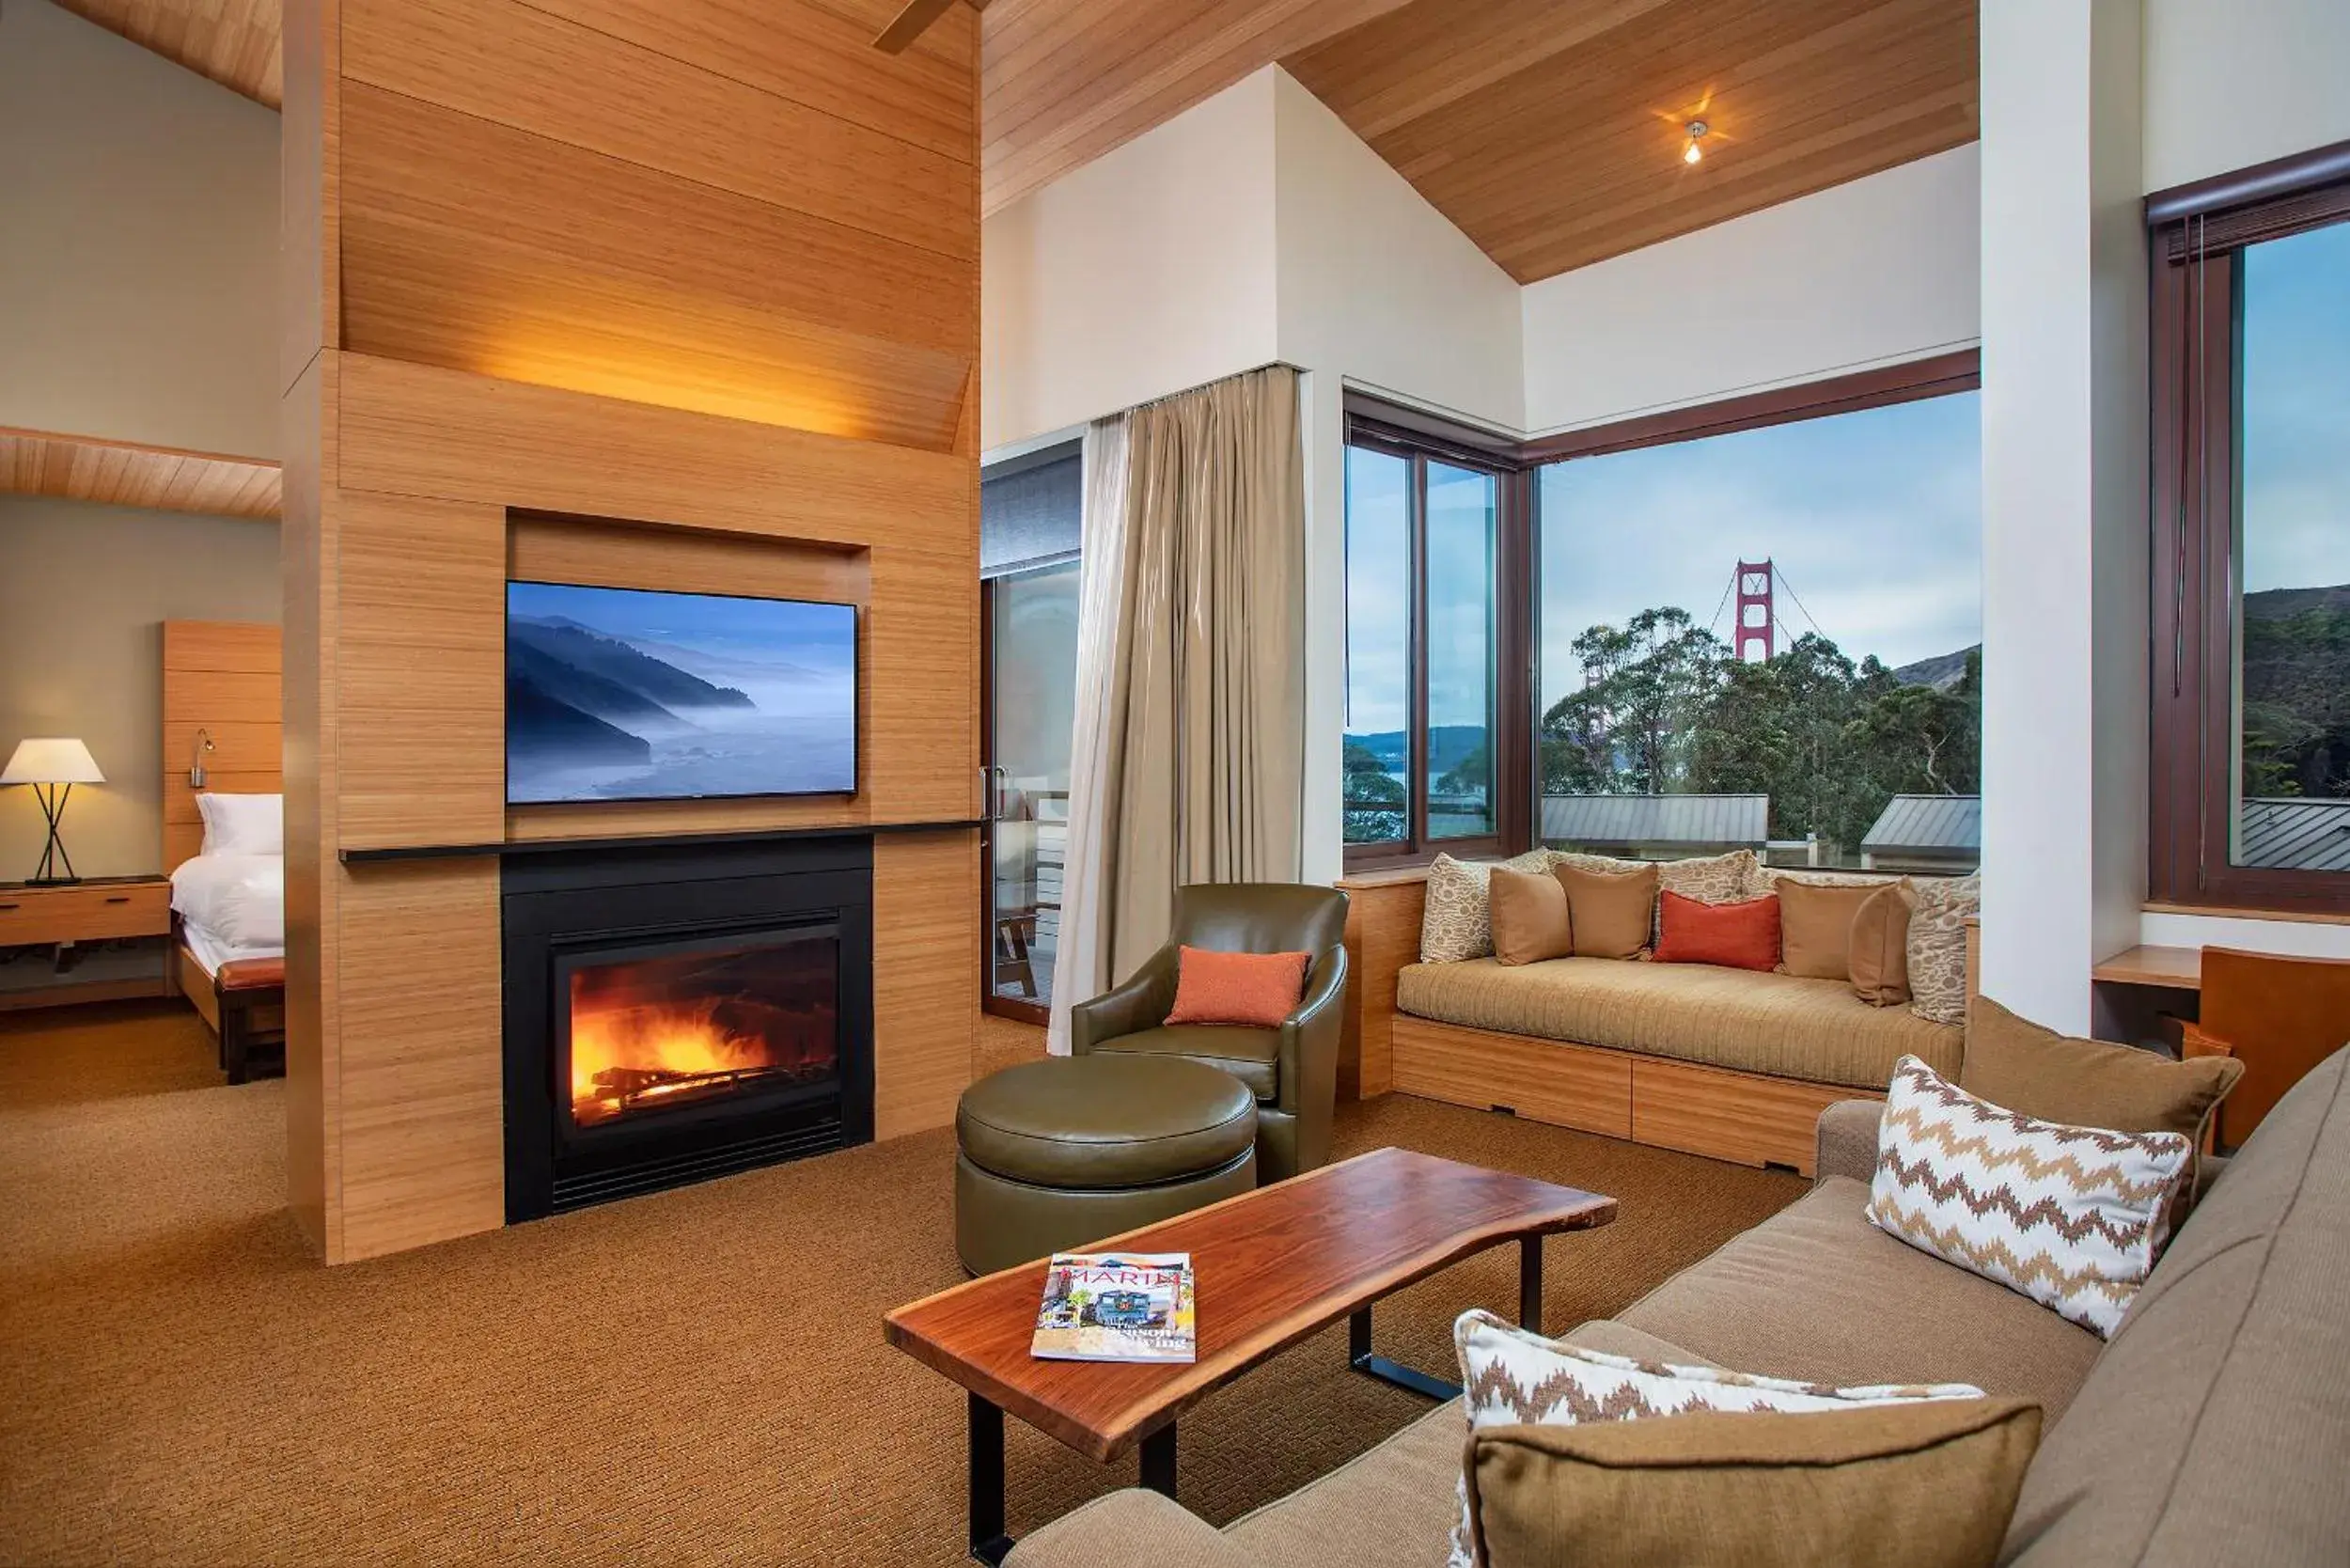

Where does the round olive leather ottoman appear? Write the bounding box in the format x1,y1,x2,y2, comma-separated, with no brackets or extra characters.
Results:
953,1054,1258,1277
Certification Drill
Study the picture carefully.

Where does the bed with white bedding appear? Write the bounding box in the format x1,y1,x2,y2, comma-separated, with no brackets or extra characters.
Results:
171,793,287,1081
170,851,285,974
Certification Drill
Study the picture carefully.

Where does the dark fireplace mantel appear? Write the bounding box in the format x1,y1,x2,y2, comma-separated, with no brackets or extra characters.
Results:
500,836,875,1220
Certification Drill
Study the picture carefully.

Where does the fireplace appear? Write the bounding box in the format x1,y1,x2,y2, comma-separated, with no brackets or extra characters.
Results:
502,837,874,1220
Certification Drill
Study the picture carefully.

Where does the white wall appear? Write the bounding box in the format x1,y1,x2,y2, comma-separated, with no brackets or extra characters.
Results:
1520,145,1982,434
2142,0,2350,192
1978,0,2148,1035
0,0,279,458
1268,71,1525,884
0,497,281,878
980,71,1281,453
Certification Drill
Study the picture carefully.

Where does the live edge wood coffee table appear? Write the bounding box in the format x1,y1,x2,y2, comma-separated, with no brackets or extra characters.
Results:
885,1147,1616,1564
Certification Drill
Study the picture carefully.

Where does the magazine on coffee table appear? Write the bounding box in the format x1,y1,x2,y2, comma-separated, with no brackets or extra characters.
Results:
1029,1252,1196,1364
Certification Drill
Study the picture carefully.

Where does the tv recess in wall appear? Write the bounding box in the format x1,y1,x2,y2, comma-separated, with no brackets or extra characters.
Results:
506,580,857,805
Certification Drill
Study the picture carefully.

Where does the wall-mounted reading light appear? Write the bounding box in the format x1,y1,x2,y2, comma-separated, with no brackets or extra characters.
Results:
1684,120,1709,165
189,726,215,789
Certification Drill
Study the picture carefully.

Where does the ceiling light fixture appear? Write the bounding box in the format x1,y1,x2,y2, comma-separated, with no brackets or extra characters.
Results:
1684,120,1709,165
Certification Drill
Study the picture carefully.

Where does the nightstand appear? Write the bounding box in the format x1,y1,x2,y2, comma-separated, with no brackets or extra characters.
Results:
0,875,176,1010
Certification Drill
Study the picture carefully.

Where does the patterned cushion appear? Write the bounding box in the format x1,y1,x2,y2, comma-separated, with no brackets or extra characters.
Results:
1869,1056,2193,1338
1418,851,1556,964
1447,1308,1984,1567
1904,874,1979,1025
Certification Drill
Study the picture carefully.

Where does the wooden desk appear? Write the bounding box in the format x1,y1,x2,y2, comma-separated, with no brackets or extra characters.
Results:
2092,945,2201,991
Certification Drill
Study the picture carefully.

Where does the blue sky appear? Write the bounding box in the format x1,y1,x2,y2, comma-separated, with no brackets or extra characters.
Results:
509,581,854,669
2241,220,2350,595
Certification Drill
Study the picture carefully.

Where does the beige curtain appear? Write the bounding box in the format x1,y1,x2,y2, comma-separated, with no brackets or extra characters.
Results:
1096,365,1307,981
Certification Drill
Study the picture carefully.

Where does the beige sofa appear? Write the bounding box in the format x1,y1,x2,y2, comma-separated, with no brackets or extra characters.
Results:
1008,1046,2350,1567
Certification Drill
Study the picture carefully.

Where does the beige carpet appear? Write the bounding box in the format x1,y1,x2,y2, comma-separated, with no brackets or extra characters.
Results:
0,1000,1803,1566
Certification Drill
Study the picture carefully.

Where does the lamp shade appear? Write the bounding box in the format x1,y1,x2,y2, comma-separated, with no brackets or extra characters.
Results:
2,738,104,785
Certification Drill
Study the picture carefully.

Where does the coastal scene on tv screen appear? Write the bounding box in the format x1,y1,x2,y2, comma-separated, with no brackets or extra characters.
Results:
507,581,856,804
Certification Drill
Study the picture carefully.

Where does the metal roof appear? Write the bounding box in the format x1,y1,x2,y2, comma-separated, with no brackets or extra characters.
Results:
2240,797,2350,872
1542,793,1767,847
1861,794,1980,853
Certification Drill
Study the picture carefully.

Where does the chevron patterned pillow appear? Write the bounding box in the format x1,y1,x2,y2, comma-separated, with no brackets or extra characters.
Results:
1446,1309,1984,1567
1869,1055,2193,1339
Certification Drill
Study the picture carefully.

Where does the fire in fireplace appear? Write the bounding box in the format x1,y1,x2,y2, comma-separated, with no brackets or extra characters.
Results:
502,836,875,1221
566,937,839,1128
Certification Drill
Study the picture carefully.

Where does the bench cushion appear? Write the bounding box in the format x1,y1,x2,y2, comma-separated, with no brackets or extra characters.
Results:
1396,956,1961,1090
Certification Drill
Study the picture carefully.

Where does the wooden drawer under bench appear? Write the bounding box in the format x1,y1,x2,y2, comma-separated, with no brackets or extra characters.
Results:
1389,1015,1878,1176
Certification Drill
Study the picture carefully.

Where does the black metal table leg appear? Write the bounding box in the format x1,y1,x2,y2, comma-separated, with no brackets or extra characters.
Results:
968,1391,1012,1566
1519,1233,1543,1334
1348,1303,1464,1401
1139,1422,1178,1497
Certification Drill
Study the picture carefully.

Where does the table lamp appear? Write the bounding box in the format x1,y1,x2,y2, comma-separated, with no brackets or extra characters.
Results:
3,738,105,886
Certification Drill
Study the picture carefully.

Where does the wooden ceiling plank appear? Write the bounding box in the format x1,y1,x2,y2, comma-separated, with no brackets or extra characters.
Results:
0,428,282,520
53,0,285,109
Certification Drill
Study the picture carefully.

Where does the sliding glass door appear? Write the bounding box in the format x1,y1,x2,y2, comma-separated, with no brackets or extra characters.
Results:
984,562,1080,1016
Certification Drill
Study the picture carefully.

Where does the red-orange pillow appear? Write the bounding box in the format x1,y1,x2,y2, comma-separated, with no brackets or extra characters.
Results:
1651,891,1780,972
1163,946,1311,1028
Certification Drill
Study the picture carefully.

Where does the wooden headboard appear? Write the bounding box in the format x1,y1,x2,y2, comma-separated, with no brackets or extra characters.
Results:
163,620,282,872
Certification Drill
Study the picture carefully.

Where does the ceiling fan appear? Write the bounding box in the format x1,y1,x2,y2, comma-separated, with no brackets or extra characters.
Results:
872,0,991,54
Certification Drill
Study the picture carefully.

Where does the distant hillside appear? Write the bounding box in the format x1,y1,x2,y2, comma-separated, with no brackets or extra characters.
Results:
1893,645,1979,692
506,673,653,764
509,617,755,712
2245,584,2350,620
1344,725,1488,774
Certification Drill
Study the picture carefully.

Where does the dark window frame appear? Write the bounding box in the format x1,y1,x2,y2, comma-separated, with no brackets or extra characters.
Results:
1339,353,1977,873
2147,140,2350,915
1340,417,1530,871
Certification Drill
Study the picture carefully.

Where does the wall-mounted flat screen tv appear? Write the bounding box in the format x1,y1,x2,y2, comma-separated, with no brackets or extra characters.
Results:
506,580,857,805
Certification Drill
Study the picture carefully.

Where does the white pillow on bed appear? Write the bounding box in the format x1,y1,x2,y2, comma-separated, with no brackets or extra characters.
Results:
196,792,282,855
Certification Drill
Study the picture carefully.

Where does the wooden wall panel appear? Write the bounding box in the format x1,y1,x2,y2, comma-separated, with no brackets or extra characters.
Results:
524,0,977,165
335,494,507,849
335,355,970,549
872,830,981,1138
282,0,980,1262
1338,873,1425,1100
160,621,284,873
341,0,973,260
867,537,980,824
332,859,506,1260
281,352,334,1256
337,84,972,447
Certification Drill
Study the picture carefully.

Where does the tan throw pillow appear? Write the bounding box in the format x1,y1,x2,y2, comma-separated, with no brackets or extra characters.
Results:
1872,1056,2193,1337
1489,867,1573,966
1848,882,1915,1006
1465,1401,2042,1568
1962,996,2243,1147
1418,850,1556,964
1557,862,1657,959
1447,1309,1993,1568
1905,874,1979,1025
1778,878,1884,981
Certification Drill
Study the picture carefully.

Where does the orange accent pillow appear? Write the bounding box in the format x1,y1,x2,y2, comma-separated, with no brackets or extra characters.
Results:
1164,946,1311,1028
1651,891,1780,972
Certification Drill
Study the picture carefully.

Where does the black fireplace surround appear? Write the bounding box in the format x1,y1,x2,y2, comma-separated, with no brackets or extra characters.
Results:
501,836,875,1221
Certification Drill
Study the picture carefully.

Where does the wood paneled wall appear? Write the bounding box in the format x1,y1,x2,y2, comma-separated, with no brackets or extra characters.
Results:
282,0,980,1262
161,621,284,872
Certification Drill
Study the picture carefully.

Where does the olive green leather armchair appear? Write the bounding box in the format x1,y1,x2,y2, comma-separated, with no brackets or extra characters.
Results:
1070,883,1350,1184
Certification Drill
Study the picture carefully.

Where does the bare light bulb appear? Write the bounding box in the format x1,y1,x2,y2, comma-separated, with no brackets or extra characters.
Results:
1684,119,1709,165
1684,139,1702,165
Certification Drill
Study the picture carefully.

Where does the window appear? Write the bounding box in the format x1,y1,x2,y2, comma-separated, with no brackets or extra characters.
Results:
1340,424,1520,865
980,445,1082,1017
2150,155,2350,912
1534,390,1982,873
